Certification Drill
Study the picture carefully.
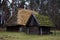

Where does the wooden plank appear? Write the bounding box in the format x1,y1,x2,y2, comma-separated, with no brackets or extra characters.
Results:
40,27,42,35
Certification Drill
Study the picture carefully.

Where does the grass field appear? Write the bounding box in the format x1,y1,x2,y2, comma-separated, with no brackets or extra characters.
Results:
0,31,60,40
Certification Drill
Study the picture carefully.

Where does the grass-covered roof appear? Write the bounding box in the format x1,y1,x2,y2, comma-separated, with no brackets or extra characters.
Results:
5,9,55,27
35,14,55,27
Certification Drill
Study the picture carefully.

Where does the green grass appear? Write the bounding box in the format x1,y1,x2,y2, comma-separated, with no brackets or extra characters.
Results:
0,31,60,40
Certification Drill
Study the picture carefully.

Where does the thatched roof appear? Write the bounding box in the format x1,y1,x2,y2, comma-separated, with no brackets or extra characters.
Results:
5,9,33,26
17,9,32,25
5,9,55,27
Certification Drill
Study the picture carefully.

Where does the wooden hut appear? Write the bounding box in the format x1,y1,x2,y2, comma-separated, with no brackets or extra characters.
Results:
4,9,55,34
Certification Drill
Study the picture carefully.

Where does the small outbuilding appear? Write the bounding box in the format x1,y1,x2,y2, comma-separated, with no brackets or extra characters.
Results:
4,9,55,34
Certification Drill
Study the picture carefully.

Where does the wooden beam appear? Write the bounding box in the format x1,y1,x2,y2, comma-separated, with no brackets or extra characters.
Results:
54,27,56,35
26,27,30,34
19,27,23,32
40,27,42,35
38,27,40,35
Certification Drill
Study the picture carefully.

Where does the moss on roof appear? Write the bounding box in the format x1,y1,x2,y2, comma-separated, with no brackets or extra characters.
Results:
35,14,55,27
